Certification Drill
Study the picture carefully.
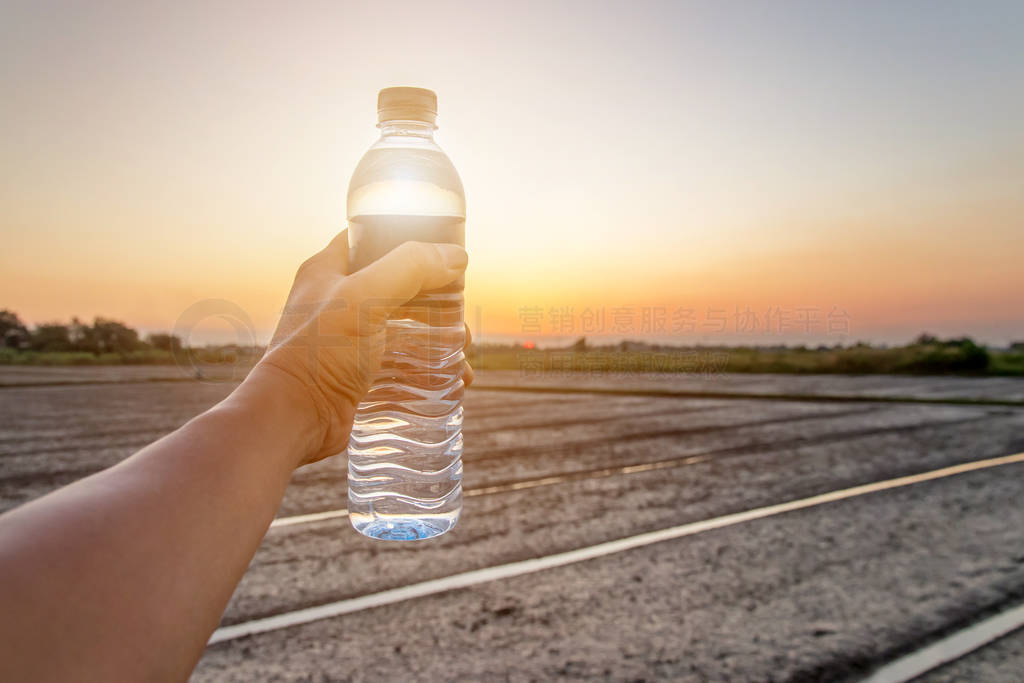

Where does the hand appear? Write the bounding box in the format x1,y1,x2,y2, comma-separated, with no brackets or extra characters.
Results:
0,230,472,681
249,230,471,466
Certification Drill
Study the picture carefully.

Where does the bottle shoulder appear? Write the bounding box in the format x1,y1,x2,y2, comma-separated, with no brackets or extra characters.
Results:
348,138,465,217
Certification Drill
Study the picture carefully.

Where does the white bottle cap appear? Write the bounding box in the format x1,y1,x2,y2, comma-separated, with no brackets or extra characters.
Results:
377,87,438,126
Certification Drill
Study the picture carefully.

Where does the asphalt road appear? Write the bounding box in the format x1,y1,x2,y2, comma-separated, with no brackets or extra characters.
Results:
1,368,1023,681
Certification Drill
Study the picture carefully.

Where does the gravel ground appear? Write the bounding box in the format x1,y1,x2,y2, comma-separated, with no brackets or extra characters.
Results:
196,468,1024,682
2,368,1023,681
220,404,1022,626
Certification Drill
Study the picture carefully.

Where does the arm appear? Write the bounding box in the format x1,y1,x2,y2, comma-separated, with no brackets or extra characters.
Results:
0,232,469,681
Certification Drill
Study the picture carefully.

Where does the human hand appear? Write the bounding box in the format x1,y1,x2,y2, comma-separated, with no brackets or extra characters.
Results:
247,230,470,467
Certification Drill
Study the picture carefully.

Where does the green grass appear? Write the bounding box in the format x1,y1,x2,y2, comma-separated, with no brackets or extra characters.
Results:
0,349,168,365
990,351,1024,376
0,348,260,366
4,341,1022,377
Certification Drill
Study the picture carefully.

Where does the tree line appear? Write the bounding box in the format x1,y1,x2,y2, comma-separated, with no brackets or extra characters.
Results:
3,308,1020,375
0,310,182,354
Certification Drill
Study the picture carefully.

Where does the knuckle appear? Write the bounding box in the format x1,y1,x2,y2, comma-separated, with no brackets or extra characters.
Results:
295,256,319,277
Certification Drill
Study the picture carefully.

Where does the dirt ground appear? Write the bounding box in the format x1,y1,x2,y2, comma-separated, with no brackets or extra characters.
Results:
2,368,1023,681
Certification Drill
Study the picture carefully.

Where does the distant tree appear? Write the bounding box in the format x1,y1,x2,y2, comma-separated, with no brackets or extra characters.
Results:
91,318,140,354
913,333,939,346
570,336,588,351
942,336,974,347
31,324,72,352
953,338,989,371
904,336,989,374
146,332,183,353
69,317,98,353
0,310,30,349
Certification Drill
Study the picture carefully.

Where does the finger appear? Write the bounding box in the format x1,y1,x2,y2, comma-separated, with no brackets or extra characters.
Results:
463,322,472,349
304,229,350,274
346,241,467,314
463,361,475,387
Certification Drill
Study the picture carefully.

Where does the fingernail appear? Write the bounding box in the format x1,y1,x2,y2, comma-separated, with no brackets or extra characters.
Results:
439,245,468,270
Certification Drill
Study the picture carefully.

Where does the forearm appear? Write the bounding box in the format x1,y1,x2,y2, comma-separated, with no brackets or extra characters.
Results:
0,233,466,681
0,368,319,681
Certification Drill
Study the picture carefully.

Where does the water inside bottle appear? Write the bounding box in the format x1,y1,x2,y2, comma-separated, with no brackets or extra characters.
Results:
347,214,466,540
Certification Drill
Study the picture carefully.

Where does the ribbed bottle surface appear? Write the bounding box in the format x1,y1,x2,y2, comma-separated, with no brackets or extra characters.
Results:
347,134,466,541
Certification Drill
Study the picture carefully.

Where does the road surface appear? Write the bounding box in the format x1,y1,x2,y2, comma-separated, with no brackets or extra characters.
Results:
1,367,1022,681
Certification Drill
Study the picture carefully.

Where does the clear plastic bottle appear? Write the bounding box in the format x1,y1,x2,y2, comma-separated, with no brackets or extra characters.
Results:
346,87,466,541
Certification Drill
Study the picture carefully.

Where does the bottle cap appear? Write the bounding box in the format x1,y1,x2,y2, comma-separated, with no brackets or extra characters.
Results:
377,87,438,126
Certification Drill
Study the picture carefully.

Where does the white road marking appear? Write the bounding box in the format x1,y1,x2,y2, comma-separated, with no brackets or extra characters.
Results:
268,455,712,530
861,601,1024,683
211,451,1024,645
269,509,349,528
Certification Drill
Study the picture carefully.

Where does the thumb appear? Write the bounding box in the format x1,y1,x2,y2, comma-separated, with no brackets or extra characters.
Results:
346,241,467,314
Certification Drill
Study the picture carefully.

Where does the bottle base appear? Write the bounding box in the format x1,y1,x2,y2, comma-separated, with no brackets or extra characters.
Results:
351,514,458,541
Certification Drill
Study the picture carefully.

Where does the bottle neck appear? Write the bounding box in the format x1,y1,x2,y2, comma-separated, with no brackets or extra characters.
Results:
378,119,436,139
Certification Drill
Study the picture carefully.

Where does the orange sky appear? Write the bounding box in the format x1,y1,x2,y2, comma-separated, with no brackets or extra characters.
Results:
2,1,1022,345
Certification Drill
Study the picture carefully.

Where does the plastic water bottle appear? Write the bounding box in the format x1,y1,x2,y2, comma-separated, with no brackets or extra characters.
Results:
346,87,466,540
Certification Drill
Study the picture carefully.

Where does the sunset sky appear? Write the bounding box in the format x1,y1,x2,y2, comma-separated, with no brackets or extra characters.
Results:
2,1,1022,345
